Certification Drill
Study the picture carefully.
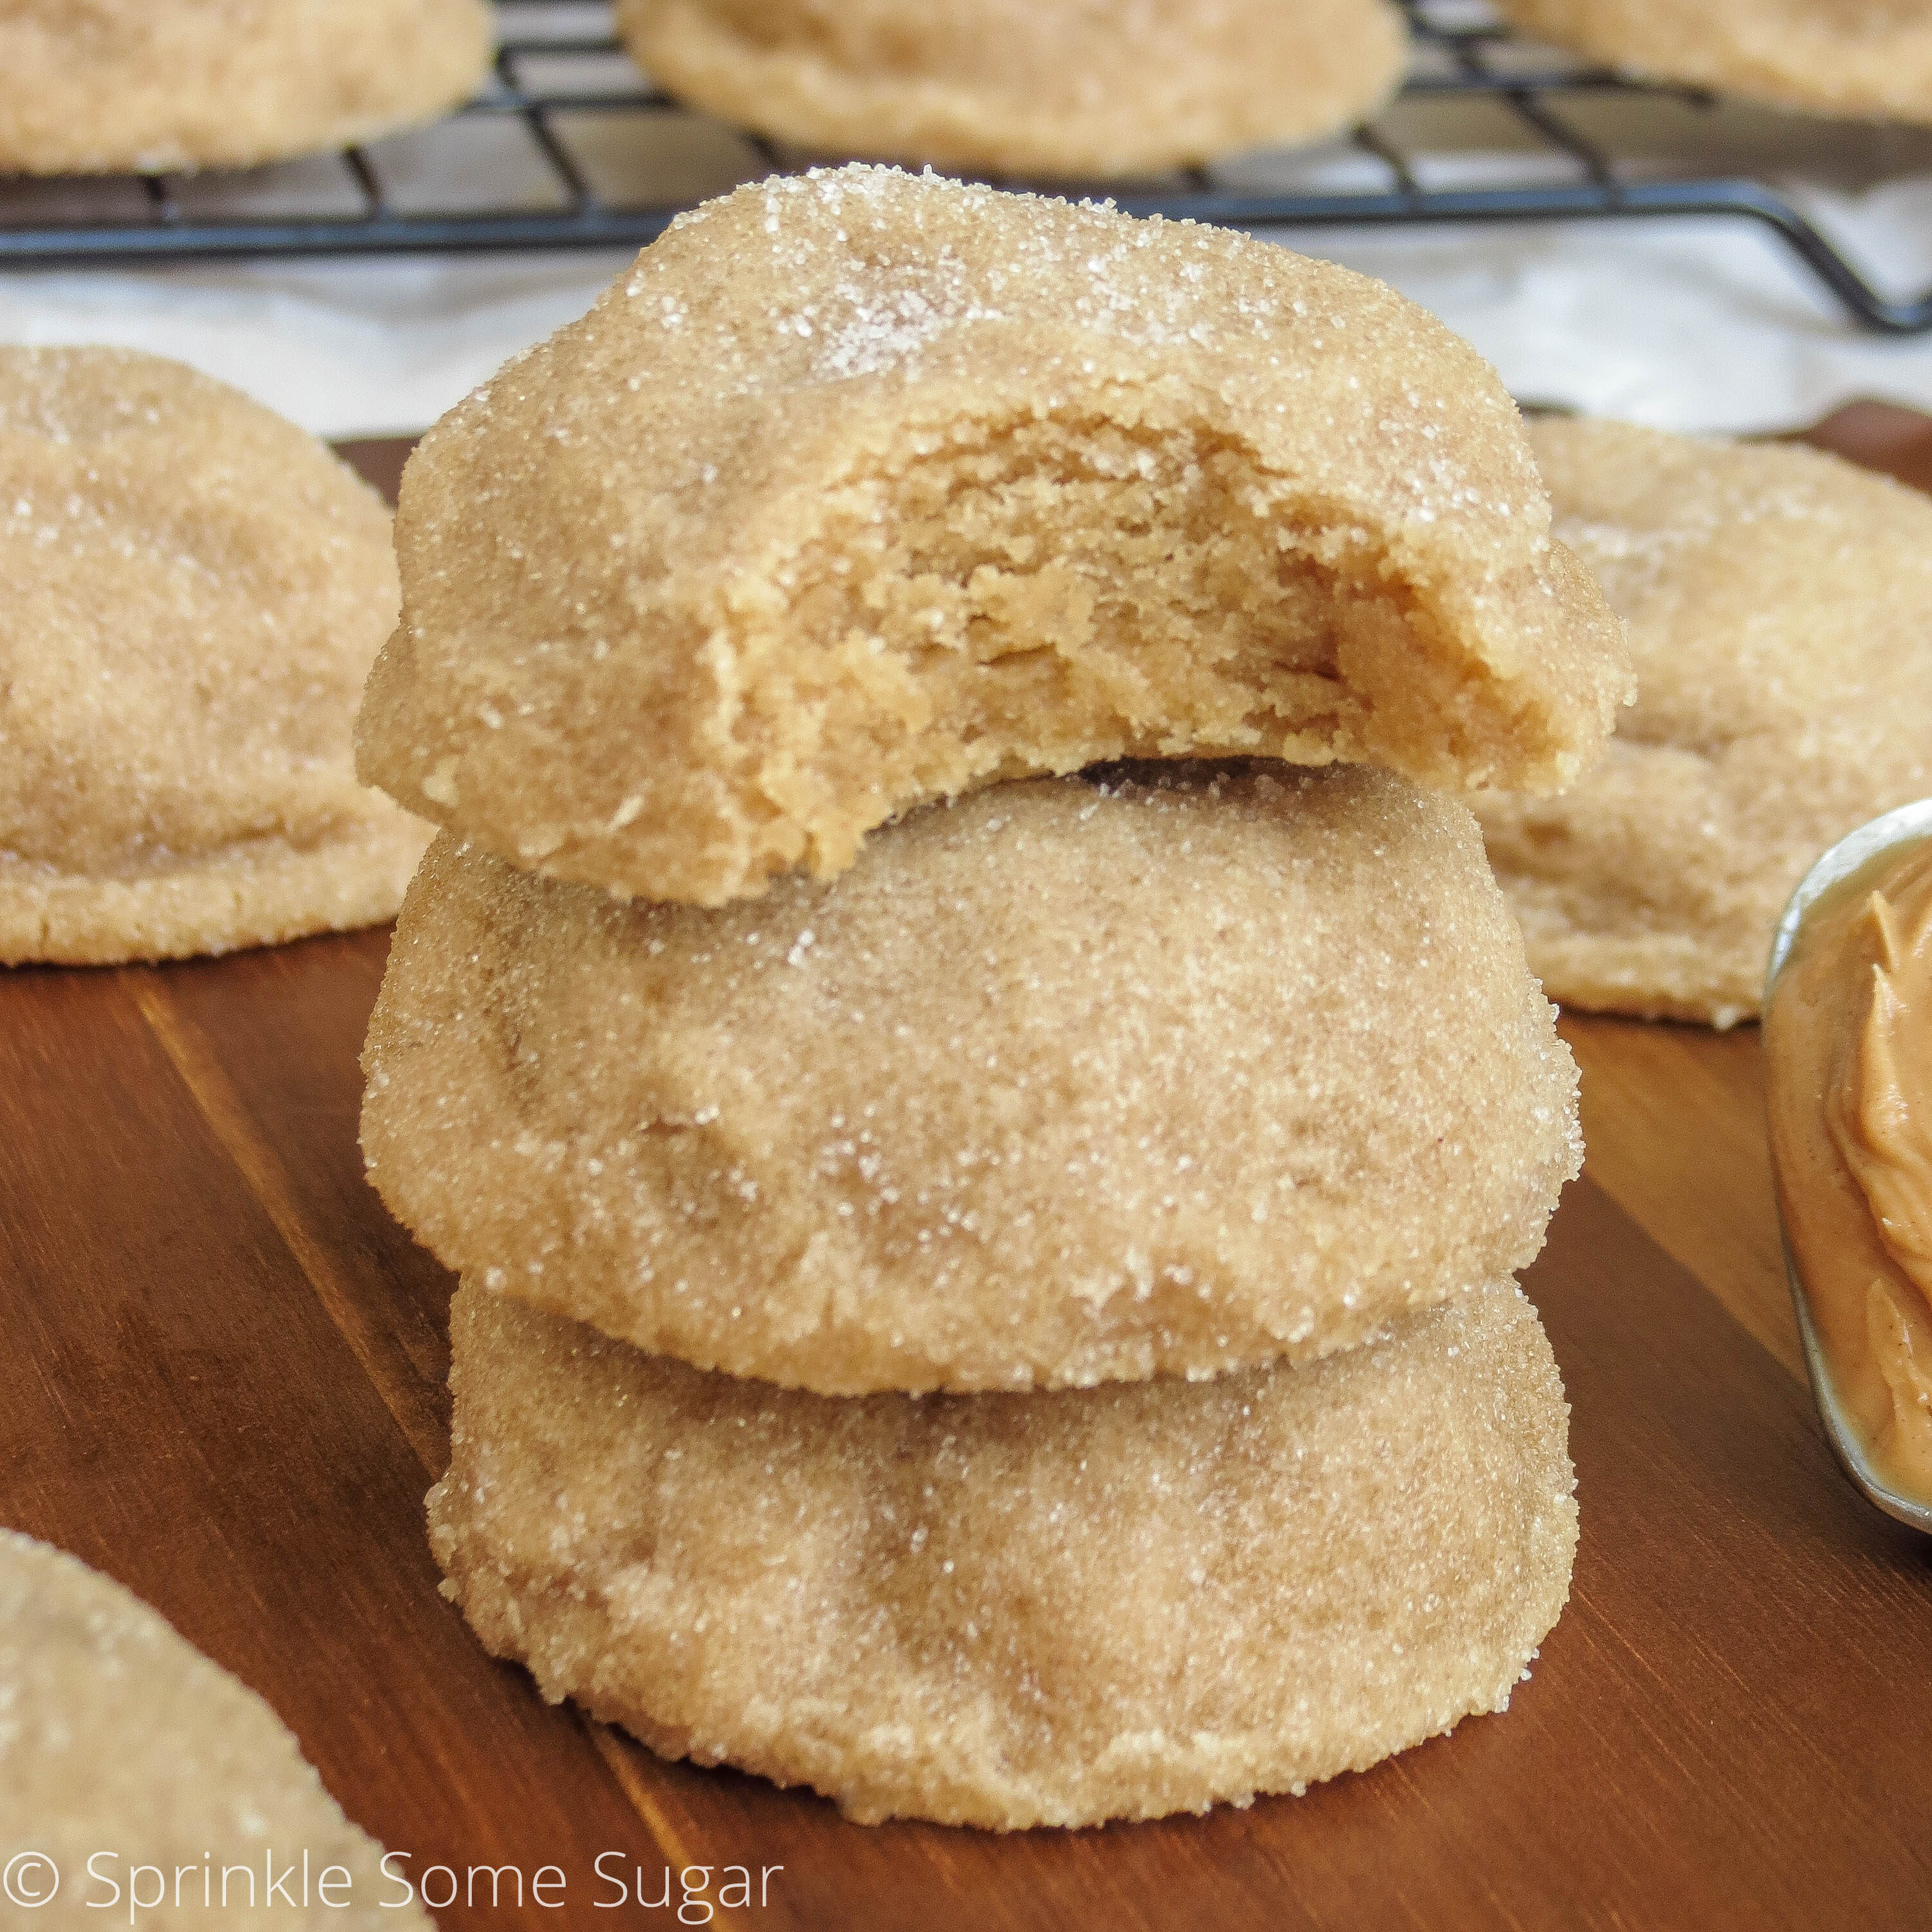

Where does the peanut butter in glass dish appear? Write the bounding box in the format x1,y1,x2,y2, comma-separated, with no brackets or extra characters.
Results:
1766,803,1932,1530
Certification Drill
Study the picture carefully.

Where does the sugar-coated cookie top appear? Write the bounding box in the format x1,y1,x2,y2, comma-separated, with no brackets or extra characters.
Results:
1495,0,1932,123
362,762,1582,1393
433,1279,1577,1827
0,0,493,174
0,347,403,881
0,1530,428,1929
1528,418,1932,750
360,165,1628,905
1475,418,1932,1024
619,0,1407,176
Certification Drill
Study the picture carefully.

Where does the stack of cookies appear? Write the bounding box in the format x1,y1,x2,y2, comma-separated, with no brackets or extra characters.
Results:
355,166,1630,1829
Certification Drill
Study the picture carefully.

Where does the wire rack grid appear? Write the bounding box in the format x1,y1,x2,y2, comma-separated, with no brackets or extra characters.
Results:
0,0,1928,334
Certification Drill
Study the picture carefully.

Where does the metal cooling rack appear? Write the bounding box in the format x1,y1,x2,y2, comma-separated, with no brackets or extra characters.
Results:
2,0,1930,333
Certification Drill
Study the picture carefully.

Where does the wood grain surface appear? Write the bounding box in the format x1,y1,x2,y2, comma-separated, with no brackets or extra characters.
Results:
5,410,1931,1932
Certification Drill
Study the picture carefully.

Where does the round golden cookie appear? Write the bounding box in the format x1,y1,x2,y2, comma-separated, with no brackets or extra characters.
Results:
0,347,430,967
1494,0,1932,125
363,764,1582,1394
0,1530,429,1928
0,0,493,175
431,1277,1578,1830
356,164,1629,909
617,0,1408,178
1474,419,1932,1028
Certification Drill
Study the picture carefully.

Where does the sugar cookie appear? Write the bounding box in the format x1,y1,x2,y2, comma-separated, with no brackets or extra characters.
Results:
0,0,493,175
617,0,1408,177
0,348,430,966
363,765,1581,1393
0,1530,428,1928
1495,0,1932,125
1474,418,1932,1027
430,1277,1577,1829
356,165,1629,907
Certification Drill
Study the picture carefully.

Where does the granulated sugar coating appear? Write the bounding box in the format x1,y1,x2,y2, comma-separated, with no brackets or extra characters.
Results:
0,0,491,174
616,0,1406,177
363,764,1581,1393
431,1277,1577,1829
1494,0,1932,125
1475,420,1932,1027
357,165,1629,907
0,348,431,965
0,1531,430,1929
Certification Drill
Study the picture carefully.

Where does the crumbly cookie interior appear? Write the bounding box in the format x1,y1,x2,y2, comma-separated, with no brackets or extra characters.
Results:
715,411,1534,886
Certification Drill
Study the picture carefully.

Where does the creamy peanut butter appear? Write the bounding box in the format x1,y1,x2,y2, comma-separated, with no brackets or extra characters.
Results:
1766,836,1932,1505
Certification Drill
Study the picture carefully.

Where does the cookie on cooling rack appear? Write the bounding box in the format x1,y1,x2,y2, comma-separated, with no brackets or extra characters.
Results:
356,164,1627,908
614,0,1408,177
431,1275,1577,1829
1474,418,1932,1027
0,347,430,967
362,765,1581,1395
0,0,493,174
0,1530,429,1928
1494,0,1932,125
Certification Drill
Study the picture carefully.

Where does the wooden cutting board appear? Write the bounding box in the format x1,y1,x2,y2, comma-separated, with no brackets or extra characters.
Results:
5,408,1931,1932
